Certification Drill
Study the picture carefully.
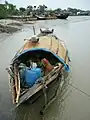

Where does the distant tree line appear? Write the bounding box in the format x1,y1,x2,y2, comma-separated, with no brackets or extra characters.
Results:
0,1,90,19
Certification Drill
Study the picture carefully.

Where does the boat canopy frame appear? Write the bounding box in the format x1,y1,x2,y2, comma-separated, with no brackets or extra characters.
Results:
12,48,70,72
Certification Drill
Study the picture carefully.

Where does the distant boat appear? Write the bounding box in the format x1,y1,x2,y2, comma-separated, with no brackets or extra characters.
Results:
77,12,89,16
35,15,46,20
56,13,69,19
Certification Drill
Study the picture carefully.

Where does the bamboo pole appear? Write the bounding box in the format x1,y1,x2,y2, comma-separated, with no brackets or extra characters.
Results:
33,25,36,35
16,72,21,103
14,64,18,94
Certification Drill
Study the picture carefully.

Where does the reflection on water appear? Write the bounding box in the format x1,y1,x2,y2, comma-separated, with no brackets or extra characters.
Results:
12,103,43,120
0,16,90,120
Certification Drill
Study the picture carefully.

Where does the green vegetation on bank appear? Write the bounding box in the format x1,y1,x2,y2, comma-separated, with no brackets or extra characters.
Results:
0,1,90,19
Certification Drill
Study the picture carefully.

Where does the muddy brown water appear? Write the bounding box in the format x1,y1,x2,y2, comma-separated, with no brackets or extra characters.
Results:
0,16,90,120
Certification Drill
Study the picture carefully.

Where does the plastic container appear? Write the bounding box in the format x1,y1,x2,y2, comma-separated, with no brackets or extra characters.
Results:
25,68,41,87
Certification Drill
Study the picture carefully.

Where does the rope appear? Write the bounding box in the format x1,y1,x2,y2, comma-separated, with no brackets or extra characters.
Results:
41,78,48,106
40,73,62,115
68,83,90,98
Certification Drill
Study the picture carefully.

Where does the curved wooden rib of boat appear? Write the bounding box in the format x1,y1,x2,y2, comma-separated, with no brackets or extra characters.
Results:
6,28,70,106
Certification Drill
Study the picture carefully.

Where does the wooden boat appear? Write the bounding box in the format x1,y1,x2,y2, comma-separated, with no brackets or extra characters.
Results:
56,13,69,19
6,28,70,109
35,15,46,20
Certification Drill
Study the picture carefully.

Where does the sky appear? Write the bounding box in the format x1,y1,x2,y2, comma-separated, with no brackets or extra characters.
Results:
0,0,90,10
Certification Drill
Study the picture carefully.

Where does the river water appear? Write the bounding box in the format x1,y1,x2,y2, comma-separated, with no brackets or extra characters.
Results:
0,16,90,120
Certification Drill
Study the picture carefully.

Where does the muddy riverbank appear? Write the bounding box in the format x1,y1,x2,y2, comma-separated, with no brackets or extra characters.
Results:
0,19,35,33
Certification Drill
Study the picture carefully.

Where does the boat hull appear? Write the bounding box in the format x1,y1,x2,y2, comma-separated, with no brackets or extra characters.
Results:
7,30,70,106
56,14,69,19
35,15,46,20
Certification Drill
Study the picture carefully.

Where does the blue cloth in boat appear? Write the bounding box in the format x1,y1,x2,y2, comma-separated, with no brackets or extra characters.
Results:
15,48,70,72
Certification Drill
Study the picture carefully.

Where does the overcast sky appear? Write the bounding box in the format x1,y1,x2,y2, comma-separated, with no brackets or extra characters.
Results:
0,0,90,10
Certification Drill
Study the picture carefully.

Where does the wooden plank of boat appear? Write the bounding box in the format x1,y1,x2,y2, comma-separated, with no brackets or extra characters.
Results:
6,68,17,104
13,63,21,104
